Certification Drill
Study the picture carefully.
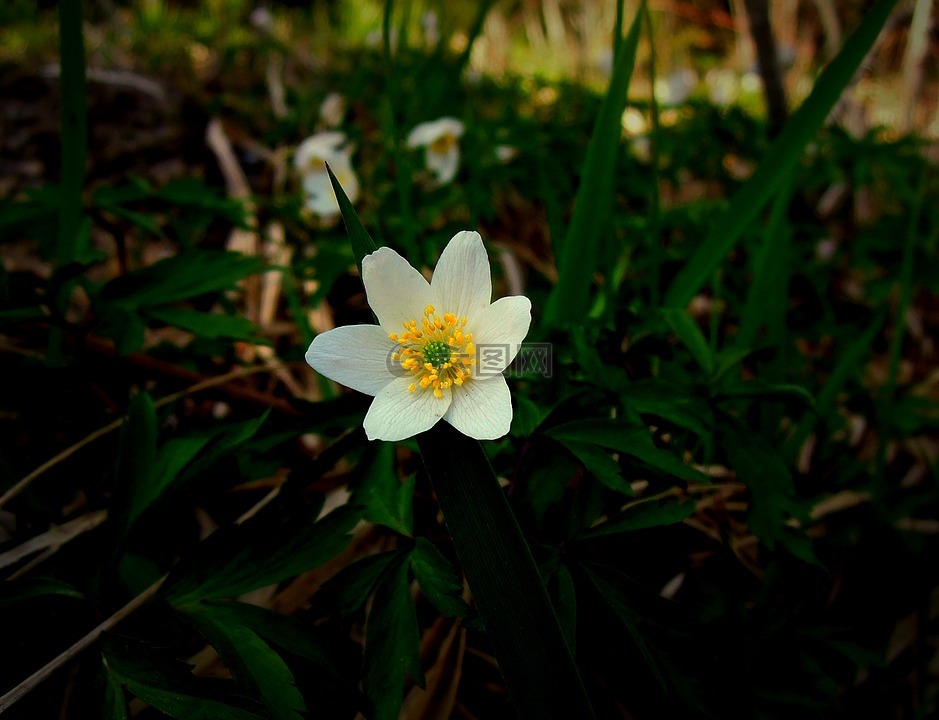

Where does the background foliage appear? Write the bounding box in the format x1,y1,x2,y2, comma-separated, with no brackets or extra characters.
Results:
1,0,938,718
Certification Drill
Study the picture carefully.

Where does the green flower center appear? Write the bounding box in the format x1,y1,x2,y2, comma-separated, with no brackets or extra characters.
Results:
423,340,451,369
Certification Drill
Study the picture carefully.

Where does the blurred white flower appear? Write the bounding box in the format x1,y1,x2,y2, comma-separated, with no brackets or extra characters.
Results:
294,131,359,218
319,93,346,128
495,145,518,163
705,68,740,108
306,231,531,441
407,117,465,185
654,68,697,107
621,107,648,136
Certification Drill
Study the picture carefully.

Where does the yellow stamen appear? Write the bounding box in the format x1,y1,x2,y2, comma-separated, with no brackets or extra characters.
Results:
424,304,435,316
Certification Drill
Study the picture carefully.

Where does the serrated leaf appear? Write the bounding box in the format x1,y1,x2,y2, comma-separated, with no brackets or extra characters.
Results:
363,558,424,720
357,443,414,536
103,636,267,720
410,538,468,618
547,419,708,484
181,605,307,720
718,416,802,551
580,497,696,539
163,504,362,604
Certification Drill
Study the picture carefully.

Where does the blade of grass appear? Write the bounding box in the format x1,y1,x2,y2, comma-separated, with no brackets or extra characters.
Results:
326,164,379,272
734,169,795,351
48,0,89,365
418,423,596,719
641,1,664,307
543,1,645,327
664,0,899,309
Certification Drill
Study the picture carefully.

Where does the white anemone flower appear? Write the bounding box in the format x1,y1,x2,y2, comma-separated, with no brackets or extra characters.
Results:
306,231,531,441
294,131,359,218
406,117,465,185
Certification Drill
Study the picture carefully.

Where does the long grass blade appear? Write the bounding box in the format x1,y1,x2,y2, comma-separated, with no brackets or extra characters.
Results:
543,1,645,326
664,0,899,309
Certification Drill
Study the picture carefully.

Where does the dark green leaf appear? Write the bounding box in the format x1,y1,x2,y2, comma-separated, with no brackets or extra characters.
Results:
418,423,596,719
718,417,802,550
547,419,708,484
363,558,424,720
0,578,85,610
410,538,468,618
144,306,263,343
660,308,715,375
163,504,362,603
103,636,267,720
181,605,306,720
563,440,635,496
357,443,414,536
313,550,403,617
327,163,377,276
581,565,668,693
579,497,696,539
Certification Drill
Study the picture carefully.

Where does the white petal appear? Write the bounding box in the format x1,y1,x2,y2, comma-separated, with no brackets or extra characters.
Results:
295,131,347,168
470,295,532,376
361,246,437,334
364,377,451,441
302,172,340,216
443,375,512,440
426,146,460,184
431,231,491,321
305,325,399,396
406,117,464,148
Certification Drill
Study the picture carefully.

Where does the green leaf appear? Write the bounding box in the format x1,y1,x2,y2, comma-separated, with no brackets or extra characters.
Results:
713,380,814,408
619,379,713,439
163,504,362,604
660,308,715,375
547,419,708,484
563,440,635,496
734,171,795,351
664,0,900,308
103,636,267,720
313,550,403,617
363,558,424,720
357,443,415,536
99,249,262,309
327,163,377,276
116,391,158,523
418,422,596,720
0,578,85,610
718,416,802,550
99,660,130,720
581,565,668,693
410,538,468,618
144,306,263,344
181,605,307,720
579,497,696,539
544,1,644,325
197,600,351,682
